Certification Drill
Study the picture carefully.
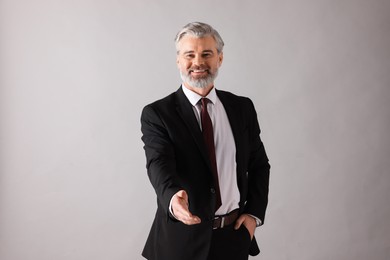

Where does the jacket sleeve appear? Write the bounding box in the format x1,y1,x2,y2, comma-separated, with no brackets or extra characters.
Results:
141,104,182,215
244,98,271,224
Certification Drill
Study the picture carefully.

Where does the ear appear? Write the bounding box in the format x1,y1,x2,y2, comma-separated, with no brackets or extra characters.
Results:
176,55,180,68
218,52,224,67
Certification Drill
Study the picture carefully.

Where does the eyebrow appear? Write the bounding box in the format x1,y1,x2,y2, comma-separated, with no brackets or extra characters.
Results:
182,50,215,55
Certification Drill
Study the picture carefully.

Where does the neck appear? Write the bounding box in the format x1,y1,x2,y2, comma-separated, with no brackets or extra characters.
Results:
183,82,214,97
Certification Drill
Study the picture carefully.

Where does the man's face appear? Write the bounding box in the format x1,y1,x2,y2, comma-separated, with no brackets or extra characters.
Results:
176,35,223,89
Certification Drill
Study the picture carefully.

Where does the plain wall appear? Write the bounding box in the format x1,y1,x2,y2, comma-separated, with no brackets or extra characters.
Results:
1,0,389,259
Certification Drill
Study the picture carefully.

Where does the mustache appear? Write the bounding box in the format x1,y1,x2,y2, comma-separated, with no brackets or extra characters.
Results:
188,66,210,73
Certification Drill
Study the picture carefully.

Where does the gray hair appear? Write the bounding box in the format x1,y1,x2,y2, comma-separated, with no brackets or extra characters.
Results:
174,22,225,54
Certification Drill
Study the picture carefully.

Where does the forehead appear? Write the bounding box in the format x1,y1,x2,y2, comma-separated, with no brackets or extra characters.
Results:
177,35,218,53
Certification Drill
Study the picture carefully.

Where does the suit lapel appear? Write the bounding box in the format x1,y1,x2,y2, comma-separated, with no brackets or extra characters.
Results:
174,88,212,170
216,90,244,167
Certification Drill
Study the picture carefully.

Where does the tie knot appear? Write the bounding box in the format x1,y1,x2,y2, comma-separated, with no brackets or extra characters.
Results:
201,98,210,110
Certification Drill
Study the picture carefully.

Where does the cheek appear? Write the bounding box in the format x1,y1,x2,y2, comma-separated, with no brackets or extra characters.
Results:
178,64,187,72
210,61,220,70
178,60,191,71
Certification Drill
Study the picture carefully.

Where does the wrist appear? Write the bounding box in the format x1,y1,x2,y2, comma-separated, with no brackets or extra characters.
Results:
247,214,262,227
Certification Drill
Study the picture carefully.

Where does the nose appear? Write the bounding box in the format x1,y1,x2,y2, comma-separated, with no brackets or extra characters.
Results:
193,55,205,66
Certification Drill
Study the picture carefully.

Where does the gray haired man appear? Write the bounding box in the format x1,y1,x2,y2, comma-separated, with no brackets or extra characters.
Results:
141,22,270,260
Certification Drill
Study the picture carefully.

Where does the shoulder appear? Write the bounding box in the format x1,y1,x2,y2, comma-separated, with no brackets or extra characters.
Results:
141,88,186,122
145,91,177,109
142,88,181,114
216,89,255,109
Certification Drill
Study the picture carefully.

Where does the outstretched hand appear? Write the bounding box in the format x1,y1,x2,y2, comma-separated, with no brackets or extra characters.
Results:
171,190,201,225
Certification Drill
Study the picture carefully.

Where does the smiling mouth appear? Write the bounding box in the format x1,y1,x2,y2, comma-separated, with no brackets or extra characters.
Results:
190,69,209,74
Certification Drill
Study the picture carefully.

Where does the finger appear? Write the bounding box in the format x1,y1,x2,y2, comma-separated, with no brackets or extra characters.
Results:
175,208,201,225
240,215,256,239
176,190,188,200
234,215,245,230
181,214,202,225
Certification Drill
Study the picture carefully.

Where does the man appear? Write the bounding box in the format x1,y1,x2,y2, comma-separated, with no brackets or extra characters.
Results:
141,22,270,260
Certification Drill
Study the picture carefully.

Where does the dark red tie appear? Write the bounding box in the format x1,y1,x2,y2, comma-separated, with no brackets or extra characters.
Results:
200,98,222,211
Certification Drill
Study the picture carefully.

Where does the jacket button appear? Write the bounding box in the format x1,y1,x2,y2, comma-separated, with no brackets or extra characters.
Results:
210,188,215,194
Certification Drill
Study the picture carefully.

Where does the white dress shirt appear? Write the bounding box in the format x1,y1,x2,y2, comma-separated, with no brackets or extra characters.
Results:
182,85,240,215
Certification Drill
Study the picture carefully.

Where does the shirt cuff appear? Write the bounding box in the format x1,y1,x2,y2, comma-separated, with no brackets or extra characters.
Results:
169,195,179,220
248,214,262,227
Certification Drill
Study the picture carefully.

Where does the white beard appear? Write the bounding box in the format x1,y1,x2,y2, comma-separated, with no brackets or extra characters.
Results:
180,69,218,89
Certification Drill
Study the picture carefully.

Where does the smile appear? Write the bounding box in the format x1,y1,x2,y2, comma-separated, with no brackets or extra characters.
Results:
190,69,209,74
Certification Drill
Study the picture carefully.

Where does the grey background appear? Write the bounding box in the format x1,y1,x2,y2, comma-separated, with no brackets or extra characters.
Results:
1,0,389,259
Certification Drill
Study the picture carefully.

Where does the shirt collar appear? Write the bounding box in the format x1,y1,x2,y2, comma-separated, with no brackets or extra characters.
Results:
181,85,217,106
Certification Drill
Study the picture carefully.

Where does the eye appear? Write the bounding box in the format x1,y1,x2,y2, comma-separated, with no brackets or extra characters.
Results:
202,52,213,58
185,54,195,59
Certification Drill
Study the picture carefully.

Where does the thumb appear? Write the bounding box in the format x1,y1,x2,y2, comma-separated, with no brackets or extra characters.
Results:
234,215,245,230
177,190,189,203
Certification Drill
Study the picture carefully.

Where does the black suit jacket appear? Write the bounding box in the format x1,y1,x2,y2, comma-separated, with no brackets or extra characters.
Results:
141,87,270,260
